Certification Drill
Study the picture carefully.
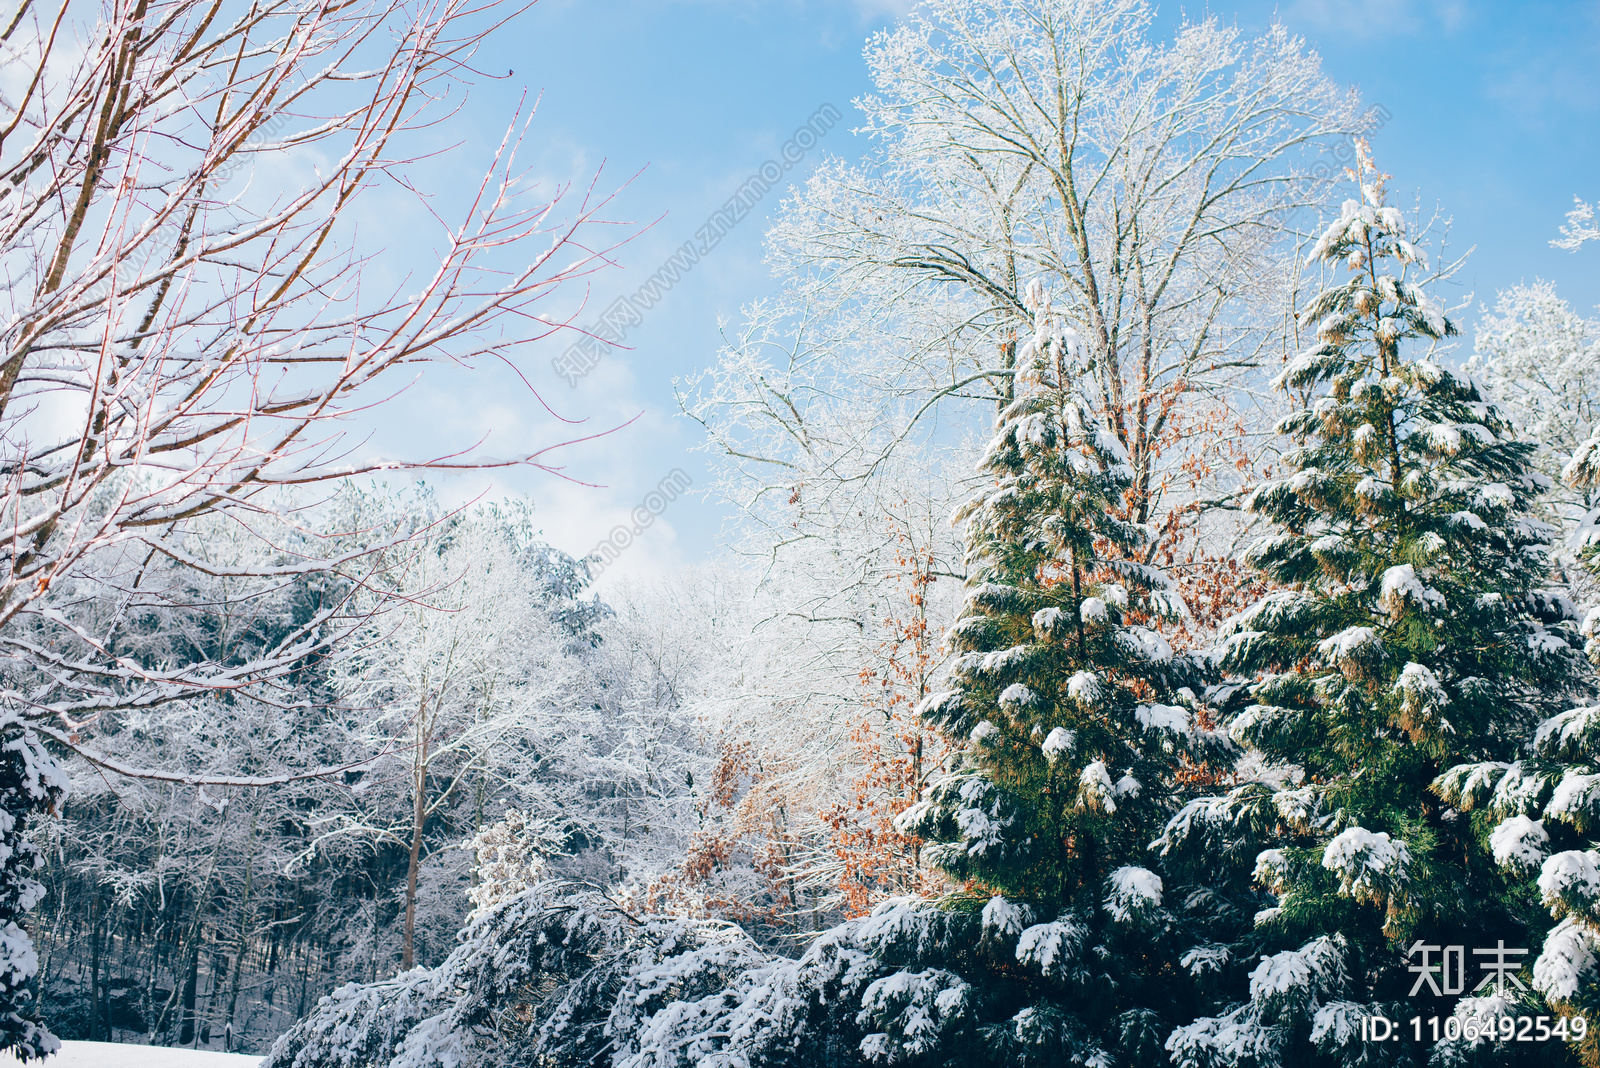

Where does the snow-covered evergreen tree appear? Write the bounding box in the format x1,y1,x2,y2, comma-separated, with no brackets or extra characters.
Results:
908,281,1207,897
1429,456,1600,1057
865,283,1239,1064
1160,145,1590,1067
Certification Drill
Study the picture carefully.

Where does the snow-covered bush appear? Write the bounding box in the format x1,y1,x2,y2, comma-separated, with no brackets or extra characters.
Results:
269,883,883,1068
270,883,1230,1068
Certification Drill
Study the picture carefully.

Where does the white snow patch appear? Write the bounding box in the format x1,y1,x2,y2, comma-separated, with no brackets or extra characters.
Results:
1488,815,1549,871
1321,827,1411,903
1105,866,1162,923
1135,703,1189,735
1016,916,1087,978
979,645,1032,673
1538,850,1600,911
1078,760,1116,813
981,896,1029,939
1379,565,1445,614
1248,936,1345,1001
998,684,1036,711
1394,662,1450,728
0,1043,259,1067
1474,483,1515,510
1535,705,1600,757
1042,727,1075,761
1067,671,1102,704
1253,849,1289,892
1180,944,1231,976
1316,626,1381,664
1533,917,1600,1000
1031,607,1065,636
1118,626,1173,662
1272,786,1318,830
1548,771,1600,826
1310,1002,1368,1047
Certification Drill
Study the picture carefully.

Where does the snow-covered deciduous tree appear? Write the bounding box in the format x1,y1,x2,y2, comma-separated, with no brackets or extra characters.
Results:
0,0,623,1051
690,0,1363,553
812,542,951,916
16,507,415,1048
27,489,707,1052
0,0,618,735
1469,281,1600,554
677,3,1367,900
627,489,968,937
1554,197,1600,253
1161,146,1589,1067
321,500,582,970
311,490,712,972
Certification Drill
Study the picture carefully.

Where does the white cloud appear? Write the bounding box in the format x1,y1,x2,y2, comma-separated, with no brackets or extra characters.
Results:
1287,0,1467,41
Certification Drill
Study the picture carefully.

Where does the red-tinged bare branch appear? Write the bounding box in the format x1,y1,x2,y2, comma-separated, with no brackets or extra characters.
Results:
0,0,631,790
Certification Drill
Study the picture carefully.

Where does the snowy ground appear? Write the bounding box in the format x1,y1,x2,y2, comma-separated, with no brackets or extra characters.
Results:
2,1041,261,1066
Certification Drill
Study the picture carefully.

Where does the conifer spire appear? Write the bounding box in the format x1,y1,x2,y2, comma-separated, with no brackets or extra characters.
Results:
905,280,1218,909
1162,143,1587,1067
867,284,1235,1064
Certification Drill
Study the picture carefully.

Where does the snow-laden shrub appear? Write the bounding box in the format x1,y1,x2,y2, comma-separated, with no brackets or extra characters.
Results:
270,880,1235,1068
266,884,633,1068
269,882,876,1068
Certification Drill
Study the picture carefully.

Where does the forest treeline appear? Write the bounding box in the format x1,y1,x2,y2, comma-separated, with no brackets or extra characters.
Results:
29,492,704,1050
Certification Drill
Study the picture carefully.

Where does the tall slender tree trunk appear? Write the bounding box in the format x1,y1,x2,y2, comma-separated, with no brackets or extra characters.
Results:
402,777,425,970
88,895,102,1042
402,684,431,971
224,821,256,1047
103,903,116,1040
294,941,312,1021
177,933,201,1046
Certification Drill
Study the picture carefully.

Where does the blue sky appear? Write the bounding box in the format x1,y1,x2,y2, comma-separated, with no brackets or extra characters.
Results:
361,0,1600,584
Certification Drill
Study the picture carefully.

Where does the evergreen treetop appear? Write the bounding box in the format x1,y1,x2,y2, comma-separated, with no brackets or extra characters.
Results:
905,279,1225,912
873,283,1242,1065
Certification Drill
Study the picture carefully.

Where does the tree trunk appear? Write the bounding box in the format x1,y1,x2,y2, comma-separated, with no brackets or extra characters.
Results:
402,684,431,971
103,905,116,1040
224,833,255,1048
88,895,102,1042
177,934,201,1046
402,776,425,970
